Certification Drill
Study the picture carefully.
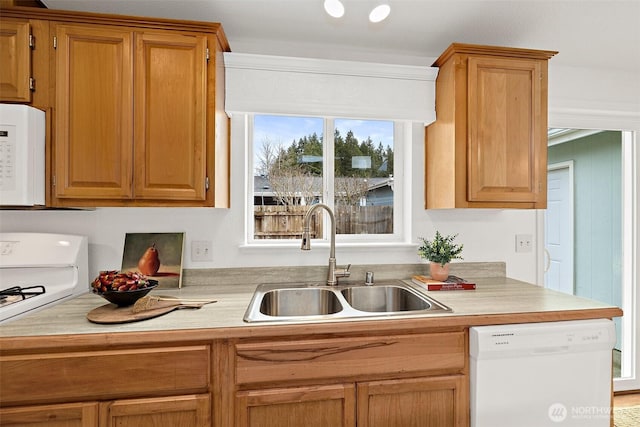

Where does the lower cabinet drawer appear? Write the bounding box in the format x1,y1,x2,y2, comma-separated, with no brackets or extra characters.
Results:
0,402,99,426
235,332,465,385
0,345,210,406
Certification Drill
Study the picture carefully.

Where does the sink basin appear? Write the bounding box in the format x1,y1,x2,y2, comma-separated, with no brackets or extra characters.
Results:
259,288,343,316
244,281,452,322
340,285,431,312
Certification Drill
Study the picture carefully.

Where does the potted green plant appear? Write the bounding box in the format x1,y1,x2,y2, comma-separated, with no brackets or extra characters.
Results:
417,231,463,281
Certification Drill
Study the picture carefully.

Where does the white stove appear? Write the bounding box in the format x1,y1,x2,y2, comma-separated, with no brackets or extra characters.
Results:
0,232,88,324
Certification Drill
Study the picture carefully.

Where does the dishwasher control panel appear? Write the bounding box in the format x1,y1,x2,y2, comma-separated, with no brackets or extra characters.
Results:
470,319,616,357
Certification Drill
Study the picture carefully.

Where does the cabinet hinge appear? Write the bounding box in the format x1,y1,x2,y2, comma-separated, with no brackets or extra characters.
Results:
205,176,210,191
29,34,35,49
53,36,57,49
206,48,210,62
29,78,35,91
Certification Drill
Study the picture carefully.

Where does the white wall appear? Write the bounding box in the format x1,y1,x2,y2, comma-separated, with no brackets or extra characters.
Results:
2,57,638,285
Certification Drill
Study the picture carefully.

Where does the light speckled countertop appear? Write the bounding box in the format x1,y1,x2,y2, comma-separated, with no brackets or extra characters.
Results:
0,270,622,341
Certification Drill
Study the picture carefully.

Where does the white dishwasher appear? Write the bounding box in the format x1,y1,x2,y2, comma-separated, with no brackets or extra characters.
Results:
470,319,616,427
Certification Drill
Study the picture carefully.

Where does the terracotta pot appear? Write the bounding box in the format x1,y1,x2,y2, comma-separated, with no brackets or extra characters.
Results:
429,262,450,281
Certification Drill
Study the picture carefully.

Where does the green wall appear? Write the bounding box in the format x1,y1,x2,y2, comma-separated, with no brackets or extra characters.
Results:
547,131,622,310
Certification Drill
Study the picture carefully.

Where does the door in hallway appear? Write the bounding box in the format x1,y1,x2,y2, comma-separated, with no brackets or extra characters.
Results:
545,162,574,294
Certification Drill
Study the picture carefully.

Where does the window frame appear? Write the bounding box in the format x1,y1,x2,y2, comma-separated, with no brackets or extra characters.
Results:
246,114,408,246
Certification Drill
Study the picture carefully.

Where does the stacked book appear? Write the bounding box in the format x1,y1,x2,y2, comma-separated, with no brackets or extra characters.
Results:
411,275,476,291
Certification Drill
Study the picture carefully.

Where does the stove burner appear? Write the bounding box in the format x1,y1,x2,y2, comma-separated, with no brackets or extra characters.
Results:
0,285,46,306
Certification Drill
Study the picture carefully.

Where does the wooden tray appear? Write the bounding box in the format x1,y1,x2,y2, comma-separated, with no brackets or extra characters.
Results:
87,296,213,324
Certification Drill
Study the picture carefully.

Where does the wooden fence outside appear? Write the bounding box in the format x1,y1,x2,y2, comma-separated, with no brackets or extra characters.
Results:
254,205,393,239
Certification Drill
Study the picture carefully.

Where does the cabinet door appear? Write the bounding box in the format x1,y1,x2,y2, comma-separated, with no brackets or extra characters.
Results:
236,384,356,427
467,56,545,204
133,31,207,201
54,24,133,199
0,20,31,102
99,394,210,427
357,375,468,427
0,402,98,427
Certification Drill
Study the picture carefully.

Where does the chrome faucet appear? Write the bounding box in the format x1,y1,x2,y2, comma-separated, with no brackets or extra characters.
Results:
301,203,351,285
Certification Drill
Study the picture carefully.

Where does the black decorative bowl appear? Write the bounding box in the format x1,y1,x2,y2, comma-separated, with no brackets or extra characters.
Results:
97,281,158,307
91,270,159,307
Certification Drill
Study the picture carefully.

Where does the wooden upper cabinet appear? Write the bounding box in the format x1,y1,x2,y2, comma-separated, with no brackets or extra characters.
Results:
0,6,230,207
0,19,32,102
54,23,134,199
134,31,207,201
33,7,232,208
425,43,557,209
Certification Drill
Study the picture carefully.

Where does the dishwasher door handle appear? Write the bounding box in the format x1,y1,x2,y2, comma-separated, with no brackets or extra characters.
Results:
532,345,570,354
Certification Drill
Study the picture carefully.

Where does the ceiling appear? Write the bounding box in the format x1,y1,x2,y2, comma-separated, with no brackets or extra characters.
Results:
42,0,640,72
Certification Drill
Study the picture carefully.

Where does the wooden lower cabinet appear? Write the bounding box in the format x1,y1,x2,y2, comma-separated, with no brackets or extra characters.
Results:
0,402,98,427
100,394,210,427
358,375,467,427
0,395,209,427
234,376,466,427
0,344,211,427
0,328,470,427
232,331,469,427
236,384,356,427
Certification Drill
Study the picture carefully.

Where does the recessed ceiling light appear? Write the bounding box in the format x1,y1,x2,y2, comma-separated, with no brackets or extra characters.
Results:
324,0,345,18
369,3,391,23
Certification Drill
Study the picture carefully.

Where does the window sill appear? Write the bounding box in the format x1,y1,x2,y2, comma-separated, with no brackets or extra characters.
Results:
239,241,418,252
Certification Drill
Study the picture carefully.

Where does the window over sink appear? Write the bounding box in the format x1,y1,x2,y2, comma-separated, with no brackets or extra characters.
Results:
248,114,406,245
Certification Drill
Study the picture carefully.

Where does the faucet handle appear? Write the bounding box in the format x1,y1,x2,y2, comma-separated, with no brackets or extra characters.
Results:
335,264,351,279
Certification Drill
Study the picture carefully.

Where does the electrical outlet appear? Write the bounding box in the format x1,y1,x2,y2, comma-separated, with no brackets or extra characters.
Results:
515,234,533,253
191,240,213,262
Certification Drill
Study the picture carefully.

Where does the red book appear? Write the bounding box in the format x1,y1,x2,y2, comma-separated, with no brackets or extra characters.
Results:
411,275,476,291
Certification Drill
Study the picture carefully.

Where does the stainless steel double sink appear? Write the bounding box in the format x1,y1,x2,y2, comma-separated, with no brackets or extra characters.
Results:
243,280,452,322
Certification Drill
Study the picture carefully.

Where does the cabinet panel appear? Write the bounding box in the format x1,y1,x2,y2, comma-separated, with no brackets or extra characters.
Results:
467,56,543,203
235,332,466,385
0,20,31,102
134,31,207,201
99,394,210,427
0,345,209,406
236,384,356,427
0,402,98,427
54,23,133,199
425,43,555,209
357,375,468,427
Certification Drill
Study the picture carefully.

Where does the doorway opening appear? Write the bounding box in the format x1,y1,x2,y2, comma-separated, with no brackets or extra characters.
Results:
545,129,635,389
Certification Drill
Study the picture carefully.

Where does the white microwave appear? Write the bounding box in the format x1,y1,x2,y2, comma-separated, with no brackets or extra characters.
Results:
0,104,45,207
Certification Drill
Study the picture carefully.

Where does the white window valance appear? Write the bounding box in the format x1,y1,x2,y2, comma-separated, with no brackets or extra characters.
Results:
224,53,438,124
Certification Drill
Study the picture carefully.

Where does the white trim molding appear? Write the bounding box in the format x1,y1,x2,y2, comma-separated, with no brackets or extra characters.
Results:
549,107,640,132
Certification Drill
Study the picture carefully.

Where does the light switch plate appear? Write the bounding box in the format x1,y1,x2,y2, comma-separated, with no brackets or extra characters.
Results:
191,240,213,262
